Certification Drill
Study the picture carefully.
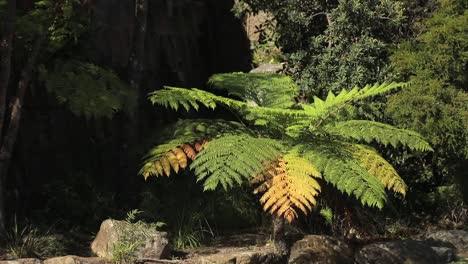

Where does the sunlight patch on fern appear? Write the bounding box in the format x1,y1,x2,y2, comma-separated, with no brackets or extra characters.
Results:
351,144,407,196
301,143,387,209
254,154,321,223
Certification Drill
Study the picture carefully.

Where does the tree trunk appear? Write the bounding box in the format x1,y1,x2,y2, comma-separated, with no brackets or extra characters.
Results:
0,36,42,235
0,0,16,235
119,0,148,199
272,215,289,260
325,13,333,48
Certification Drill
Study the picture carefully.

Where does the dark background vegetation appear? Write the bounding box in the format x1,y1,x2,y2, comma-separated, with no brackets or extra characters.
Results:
0,0,466,256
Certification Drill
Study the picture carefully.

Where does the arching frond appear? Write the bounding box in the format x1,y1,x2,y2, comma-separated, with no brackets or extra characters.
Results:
149,87,245,112
303,82,407,126
350,144,407,196
254,154,321,223
140,120,250,179
191,135,283,191
324,120,433,151
208,72,299,108
300,143,387,208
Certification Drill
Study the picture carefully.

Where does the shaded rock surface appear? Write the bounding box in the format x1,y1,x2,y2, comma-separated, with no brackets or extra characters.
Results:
90,219,169,260
288,235,353,264
355,240,454,264
0,259,41,264
183,234,282,264
420,230,468,257
43,256,110,264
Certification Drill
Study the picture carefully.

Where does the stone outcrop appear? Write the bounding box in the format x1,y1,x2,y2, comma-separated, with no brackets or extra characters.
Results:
90,219,169,260
355,240,455,264
250,64,285,73
288,235,353,264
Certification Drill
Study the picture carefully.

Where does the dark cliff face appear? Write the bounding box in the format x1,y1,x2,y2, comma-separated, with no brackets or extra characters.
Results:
10,0,252,225
89,0,251,88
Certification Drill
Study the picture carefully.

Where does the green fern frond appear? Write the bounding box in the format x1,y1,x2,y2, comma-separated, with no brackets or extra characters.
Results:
324,120,433,151
254,154,321,223
191,135,283,191
149,87,245,112
350,144,407,196
304,82,407,126
208,72,299,108
40,59,130,119
300,143,387,208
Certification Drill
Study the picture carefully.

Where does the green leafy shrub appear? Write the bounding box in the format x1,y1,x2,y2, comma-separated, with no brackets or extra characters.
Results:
111,210,165,264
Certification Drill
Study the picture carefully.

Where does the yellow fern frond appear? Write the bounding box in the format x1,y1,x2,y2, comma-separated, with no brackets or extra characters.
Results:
255,155,322,223
165,151,179,173
145,141,208,178
172,148,188,169
154,161,164,176
160,156,171,176
352,145,407,196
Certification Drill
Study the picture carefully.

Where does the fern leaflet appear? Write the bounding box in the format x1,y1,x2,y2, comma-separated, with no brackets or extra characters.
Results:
254,154,321,223
191,135,283,191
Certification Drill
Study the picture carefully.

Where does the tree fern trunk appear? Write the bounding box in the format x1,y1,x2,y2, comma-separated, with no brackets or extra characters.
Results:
272,215,289,260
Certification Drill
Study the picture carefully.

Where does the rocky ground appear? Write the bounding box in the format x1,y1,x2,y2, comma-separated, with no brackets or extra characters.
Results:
1,219,467,264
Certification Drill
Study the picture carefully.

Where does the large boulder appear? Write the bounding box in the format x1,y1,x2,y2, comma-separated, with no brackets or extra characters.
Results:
90,219,169,260
355,240,455,264
420,230,468,257
288,235,353,264
0,259,41,264
43,256,110,264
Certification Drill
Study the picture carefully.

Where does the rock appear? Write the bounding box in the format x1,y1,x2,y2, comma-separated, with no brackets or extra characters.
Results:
288,235,353,264
431,246,456,263
0,259,41,264
190,251,282,264
250,64,284,73
90,219,169,260
135,232,170,260
43,256,110,264
421,230,468,257
355,240,449,264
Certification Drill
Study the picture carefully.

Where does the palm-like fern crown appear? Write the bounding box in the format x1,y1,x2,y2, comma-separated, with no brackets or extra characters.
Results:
141,72,432,222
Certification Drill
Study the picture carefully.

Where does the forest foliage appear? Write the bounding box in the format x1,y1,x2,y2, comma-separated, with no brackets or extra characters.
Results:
0,0,466,257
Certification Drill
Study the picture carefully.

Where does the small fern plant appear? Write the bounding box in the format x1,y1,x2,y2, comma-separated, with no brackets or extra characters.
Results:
140,72,432,224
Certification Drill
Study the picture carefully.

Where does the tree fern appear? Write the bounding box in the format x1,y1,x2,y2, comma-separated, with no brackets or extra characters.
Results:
142,73,431,223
